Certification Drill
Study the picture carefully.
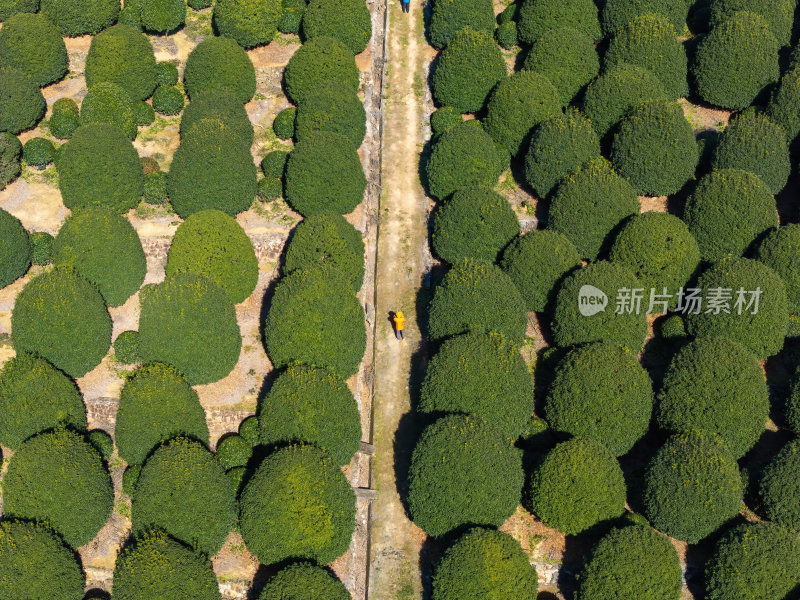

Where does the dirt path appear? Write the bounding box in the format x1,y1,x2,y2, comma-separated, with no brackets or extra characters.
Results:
367,1,431,598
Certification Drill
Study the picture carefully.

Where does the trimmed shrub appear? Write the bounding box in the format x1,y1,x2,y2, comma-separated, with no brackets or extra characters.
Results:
132,437,236,556
659,314,686,339
118,5,142,29
429,0,494,49
283,36,359,104
581,63,668,140
167,118,258,218
683,169,777,262
114,329,141,363
261,150,289,178
0,67,45,134
49,97,80,139
548,157,639,260
116,362,209,465
578,525,682,600
88,429,113,460
0,206,30,288
483,71,561,156
760,438,800,530
278,7,303,34
426,122,504,200
239,444,356,565
601,0,687,37
137,0,186,33
23,137,55,168
258,364,361,466
156,60,179,86
710,110,790,195
133,100,155,126
545,342,653,456
40,0,119,36
609,100,697,195
766,66,800,153
0,13,68,86
691,12,779,110
523,28,599,107
294,81,366,148
52,207,146,307
303,0,371,53
80,82,137,139
143,170,167,204
495,20,517,49
57,123,144,213
608,212,699,304
166,209,257,303
184,36,256,103
527,437,626,534
684,257,787,359
432,528,538,600
500,230,580,312
85,24,157,102
239,415,258,446
419,331,533,439
216,434,252,470
11,268,111,378
709,0,794,47
551,261,649,351
152,85,184,115
273,106,296,139
138,273,242,385
213,0,281,49
284,131,366,216
3,427,113,547
0,0,38,20
258,176,283,200
112,531,220,600
431,186,519,264
263,268,366,378
643,431,742,543
428,258,527,343
0,520,85,600
706,522,800,600
0,352,86,450
180,89,254,146
517,0,600,44
123,464,141,495
756,224,800,313
29,231,53,265
656,337,768,458
407,414,523,537
432,28,506,113
605,14,688,100
283,213,365,291
259,563,350,600
430,106,462,137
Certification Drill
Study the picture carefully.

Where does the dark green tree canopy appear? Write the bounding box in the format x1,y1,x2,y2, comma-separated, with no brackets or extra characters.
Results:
258,363,361,466
547,157,639,260
213,0,282,49
0,12,68,86
430,105,463,137
49,97,80,139
756,224,800,313
0,0,39,21
428,0,495,49
407,414,524,537
261,150,289,178
283,36,359,104
152,85,184,115
2,427,113,548
11,267,112,378
0,132,21,189
601,0,687,37
0,205,30,289
302,0,372,53
52,207,146,307
527,437,626,534
431,28,506,114
0,67,45,134
258,563,351,600
0,352,86,450
115,362,209,465
239,444,356,565
517,0,600,44
766,66,800,153
431,186,519,264
156,60,179,85
643,431,742,543
709,0,795,46
132,437,237,557
578,525,683,600
85,24,157,102
432,528,539,600
183,36,256,103
40,0,120,36
545,342,654,456
134,0,186,33
262,268,366,378
215,434,252,470
427,258,528,343
683,168,777,262
684,257,788,360
759,439,800,531
23,136,55,168
180,89,254,146
295,81,366,149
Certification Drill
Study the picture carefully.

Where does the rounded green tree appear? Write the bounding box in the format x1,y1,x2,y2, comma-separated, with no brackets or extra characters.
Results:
40,0,120,36
262,268,366,378
429,0,494,49
756,224,800,313
23,137,55,168
156,60,179,85
0,0,39,20
239,444,356,565
136,0,186,32
213,0,281,49
759,438,800,531
0,132,21,189
180,89,254,146
432,528,538,600
152,85,184,115
643,431,742,543
601,0,687,37
709,0,794,46
0,13,68,86
430,106,462,137
258,363,361,466
283,36,358,104
407,414,523,537
258,562,351,600
294,81,366,149
85,24,157,102
2,427,113,548
183,36,256,103
49,97,80,139
0,67,45,134
517,0,600,44
302,0,371,53
11,267,111,378
766,66,800,154
0,206,30,289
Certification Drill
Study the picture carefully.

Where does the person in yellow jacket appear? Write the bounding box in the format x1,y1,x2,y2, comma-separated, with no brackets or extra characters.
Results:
393,310,406,340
